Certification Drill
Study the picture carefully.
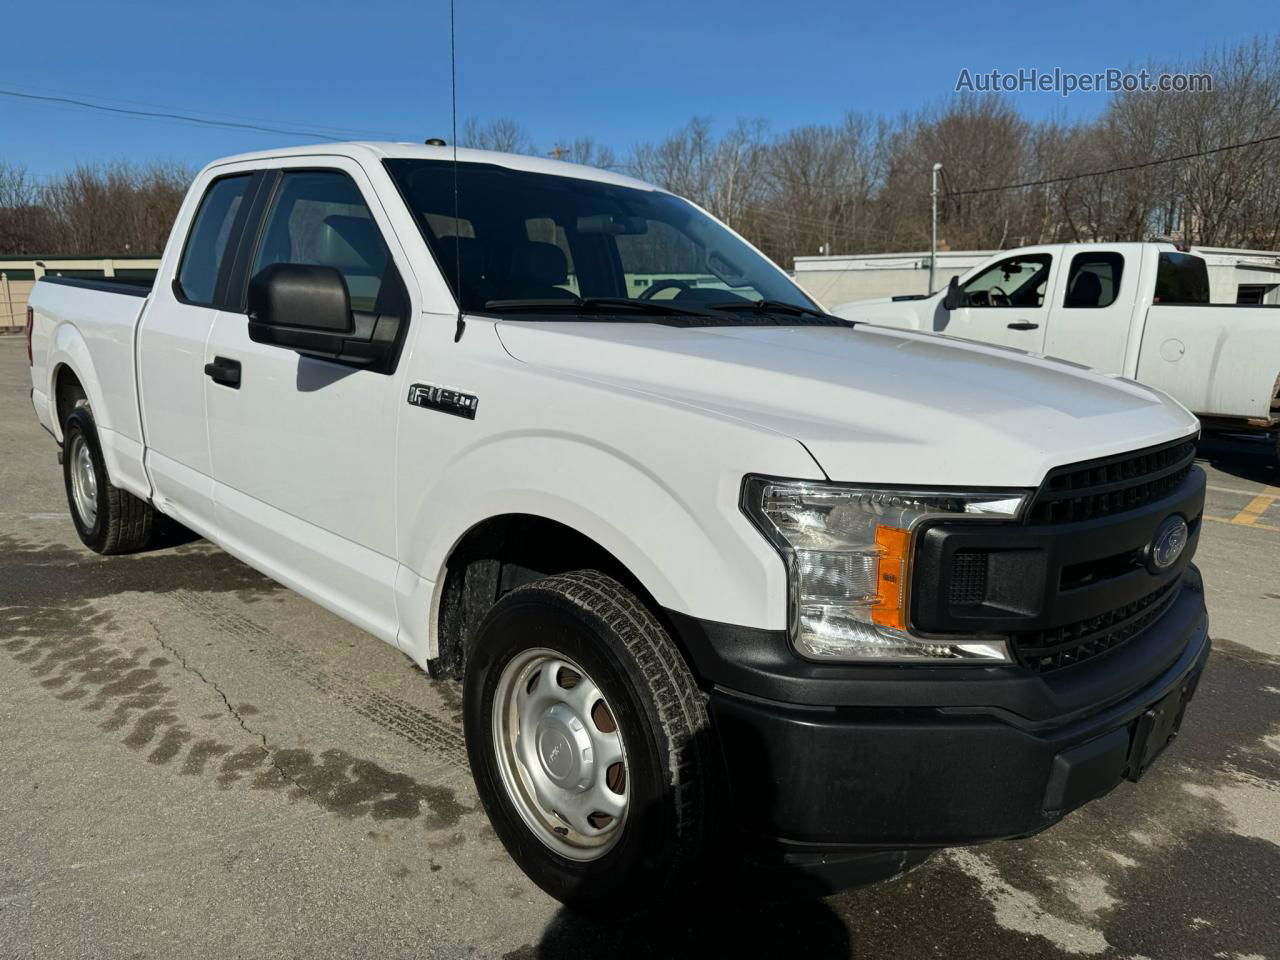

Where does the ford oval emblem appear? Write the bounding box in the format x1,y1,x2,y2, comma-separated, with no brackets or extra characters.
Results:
1149,516,1189,571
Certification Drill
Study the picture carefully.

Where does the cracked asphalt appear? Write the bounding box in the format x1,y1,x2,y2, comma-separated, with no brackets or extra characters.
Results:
1,337,1277,959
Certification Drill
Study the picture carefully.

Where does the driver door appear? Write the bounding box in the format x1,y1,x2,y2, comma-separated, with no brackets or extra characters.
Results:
203,161,410,642
938,249,1058,353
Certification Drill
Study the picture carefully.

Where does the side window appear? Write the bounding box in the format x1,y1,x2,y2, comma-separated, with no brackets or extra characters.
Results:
1154,252,1210,305
252,171,390,313
176,175,252,306
1063,252,1124,308
960,254,1052,308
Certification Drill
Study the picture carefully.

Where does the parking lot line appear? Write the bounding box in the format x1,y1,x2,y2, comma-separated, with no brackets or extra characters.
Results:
1207,482,1277,498
1205,513,1280,533
1230,486,1280,526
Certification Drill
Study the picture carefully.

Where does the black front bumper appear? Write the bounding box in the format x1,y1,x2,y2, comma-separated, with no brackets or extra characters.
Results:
667,565,1209,858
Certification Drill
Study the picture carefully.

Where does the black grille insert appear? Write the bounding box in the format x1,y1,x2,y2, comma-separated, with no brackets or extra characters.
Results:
1011,579,1181,673
1028,438,1197,525
948,551,988,606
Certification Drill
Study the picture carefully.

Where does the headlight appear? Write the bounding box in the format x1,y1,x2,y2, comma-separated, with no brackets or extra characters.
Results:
742,477,1028,662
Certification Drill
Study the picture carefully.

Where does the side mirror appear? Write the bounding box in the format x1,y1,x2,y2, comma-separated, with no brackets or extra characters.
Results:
247,263,404,372
942,275,962,311
249,262,352,333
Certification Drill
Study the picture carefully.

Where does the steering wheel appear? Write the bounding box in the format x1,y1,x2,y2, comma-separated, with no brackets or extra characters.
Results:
988,285,1011,307
638,278,692,300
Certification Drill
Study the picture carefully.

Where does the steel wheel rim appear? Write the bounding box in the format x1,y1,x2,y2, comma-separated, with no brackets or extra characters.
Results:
492,647,629,861
68,434,98,528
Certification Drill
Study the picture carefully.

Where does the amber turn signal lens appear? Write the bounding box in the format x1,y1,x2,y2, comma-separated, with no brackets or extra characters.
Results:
871,525,910,630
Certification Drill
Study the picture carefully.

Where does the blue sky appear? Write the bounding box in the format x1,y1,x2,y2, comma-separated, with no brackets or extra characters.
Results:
1,0,1273,177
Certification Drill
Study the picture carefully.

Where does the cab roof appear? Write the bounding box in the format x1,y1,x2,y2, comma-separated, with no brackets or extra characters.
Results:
206,141,657,192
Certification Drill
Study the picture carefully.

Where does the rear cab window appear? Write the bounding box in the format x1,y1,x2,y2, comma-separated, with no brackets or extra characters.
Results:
1063,252,1124,308
1154,252,1210,305
176,175,252,306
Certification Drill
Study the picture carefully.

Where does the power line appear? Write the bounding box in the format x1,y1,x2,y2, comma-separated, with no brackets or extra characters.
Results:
0,88,369,143
946,130,1280,197
0,82,410,140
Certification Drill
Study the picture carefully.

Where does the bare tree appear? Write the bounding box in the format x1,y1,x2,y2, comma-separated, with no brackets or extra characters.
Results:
0,164,49,255
460,117,536,154
549,137,619,170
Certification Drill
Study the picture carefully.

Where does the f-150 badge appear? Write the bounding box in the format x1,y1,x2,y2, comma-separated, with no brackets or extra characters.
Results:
407,383,478,420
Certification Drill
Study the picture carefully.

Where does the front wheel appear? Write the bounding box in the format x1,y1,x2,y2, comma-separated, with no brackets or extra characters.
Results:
464,571,720,917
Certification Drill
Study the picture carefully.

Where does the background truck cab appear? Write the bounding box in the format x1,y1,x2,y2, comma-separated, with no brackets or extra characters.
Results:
835,241,1280,455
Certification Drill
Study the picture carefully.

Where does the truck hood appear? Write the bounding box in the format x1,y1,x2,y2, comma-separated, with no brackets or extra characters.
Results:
493,320,1198,488
833,295,939,327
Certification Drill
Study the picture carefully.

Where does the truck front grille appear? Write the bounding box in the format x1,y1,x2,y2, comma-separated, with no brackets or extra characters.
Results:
1027,438,1197,525
1011,579,1181,673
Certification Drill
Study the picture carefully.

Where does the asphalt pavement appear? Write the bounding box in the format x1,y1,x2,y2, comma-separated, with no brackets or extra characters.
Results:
1,337,1276,959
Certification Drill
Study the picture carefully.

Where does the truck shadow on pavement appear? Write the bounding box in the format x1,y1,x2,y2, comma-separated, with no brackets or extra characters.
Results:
503,898,852,959
0,533,468,830
1197,434,1278,485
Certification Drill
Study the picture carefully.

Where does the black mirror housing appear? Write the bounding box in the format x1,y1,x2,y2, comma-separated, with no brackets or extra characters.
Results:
247,263,407,373
942,275,962,310
248,263,352,333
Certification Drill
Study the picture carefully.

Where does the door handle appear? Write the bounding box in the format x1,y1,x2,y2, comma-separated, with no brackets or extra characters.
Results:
1006,321,1040,331
204,356,242,389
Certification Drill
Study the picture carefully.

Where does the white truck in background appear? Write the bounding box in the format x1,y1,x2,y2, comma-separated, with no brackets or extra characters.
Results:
834,242,1280,456
26,143,1210,917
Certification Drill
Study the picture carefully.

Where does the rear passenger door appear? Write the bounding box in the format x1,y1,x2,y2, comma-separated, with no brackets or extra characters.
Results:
203,161,412,642
137,171,261,532
1044,250,1137,373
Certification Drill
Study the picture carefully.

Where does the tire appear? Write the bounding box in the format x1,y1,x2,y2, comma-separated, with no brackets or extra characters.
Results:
464,570,718,917
62,404,155,554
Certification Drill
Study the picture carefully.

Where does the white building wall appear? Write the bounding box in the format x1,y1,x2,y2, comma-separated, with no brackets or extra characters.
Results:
792,251,987,307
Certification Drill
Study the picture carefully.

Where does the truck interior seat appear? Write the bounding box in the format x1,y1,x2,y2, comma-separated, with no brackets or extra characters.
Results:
1066,270,1103,307
506,241,574,300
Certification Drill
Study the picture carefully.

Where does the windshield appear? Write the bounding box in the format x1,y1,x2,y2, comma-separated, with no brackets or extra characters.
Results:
384,159,816,317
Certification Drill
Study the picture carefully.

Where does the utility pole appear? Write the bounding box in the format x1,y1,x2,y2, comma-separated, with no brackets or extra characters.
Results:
929,162,943,294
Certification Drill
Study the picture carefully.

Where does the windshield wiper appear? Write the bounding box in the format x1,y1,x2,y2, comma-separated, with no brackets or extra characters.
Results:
707,299,853,325
483,297,722,318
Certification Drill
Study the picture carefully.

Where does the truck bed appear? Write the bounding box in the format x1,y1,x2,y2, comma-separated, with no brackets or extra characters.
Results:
41,274,153,297
1139,303,1280,421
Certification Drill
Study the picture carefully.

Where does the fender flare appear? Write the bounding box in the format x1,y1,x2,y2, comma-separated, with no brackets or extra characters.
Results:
46,324,149,500
46,325,108,443
400,431,797,661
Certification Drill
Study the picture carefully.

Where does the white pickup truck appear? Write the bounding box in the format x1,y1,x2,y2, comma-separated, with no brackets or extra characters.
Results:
26,143,1210,916
834,242,1280,455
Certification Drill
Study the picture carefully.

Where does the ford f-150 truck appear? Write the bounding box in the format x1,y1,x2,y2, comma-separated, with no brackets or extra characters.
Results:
26,143,1210,916
834,242,1280,456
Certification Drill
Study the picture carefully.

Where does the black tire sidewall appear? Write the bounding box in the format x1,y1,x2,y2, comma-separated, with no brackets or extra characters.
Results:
62,407,108,551
464,587,683,914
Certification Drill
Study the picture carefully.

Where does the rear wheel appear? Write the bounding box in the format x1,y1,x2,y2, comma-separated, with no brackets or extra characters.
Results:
62,404,155,554
464,570,719,917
